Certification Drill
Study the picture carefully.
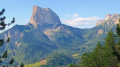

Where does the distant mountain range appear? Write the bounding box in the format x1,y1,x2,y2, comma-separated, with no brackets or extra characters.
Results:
0,6,119,66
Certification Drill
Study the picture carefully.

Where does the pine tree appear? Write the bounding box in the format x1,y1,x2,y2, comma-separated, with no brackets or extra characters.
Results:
116,19,120,37
69,63,77,67
115,20,120,62
0,8,15,67
105,30,115,47
72,20,120,67
79,30,118,67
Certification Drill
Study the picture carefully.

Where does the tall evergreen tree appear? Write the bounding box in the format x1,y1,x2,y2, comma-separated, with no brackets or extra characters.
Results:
0,8,15,67
105,30,115,47
116,19,120,37
77,30,119,67
115,21,120,62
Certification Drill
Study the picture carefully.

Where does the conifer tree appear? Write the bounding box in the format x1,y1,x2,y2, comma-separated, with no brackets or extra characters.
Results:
69,19,120,67
0,8,15,67
78,30,118,67
115,21,120,61
105,30,115,47
116,19,120,36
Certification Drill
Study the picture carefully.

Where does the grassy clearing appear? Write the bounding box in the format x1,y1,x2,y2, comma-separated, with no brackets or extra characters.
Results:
25,59,47,67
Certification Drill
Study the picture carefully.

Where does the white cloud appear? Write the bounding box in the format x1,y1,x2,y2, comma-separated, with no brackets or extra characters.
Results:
66,14,79,18
61,16,102,28
73,14,79,18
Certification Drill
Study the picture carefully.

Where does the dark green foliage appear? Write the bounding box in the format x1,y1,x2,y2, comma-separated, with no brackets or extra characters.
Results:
76,29,120,67
116,23,120,36
43,54,73,67
2,51,7,58
105,30,115,46
2,65,5,67
11,17,15,24
0,8,17,67
69,63,77,67
0,59,1,63
0,39,4,46
0,9,5,15
0,9,15,30
9,58,14,64
20,63,24,67
7,37,10,43
114,22,120,61
80,42,116,67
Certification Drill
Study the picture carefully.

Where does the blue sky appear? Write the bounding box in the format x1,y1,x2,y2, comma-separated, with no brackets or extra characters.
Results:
0,0,120,29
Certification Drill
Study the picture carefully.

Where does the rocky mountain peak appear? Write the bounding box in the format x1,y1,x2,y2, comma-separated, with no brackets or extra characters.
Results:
28,6,61,29
105,14,120,21
96,14,120,26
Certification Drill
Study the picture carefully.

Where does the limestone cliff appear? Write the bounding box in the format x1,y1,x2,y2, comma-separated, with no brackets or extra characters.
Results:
28,6,61,29
96,14,120,26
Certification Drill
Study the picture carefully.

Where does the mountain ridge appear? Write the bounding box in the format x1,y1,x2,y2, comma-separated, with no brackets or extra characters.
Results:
96,14,120,26
28,6,61,30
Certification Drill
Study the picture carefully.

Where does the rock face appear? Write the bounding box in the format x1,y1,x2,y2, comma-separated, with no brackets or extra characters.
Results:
28,6,61,29
105,14,120,21
96,14,120,26
96,20,105,26
97,29,103,36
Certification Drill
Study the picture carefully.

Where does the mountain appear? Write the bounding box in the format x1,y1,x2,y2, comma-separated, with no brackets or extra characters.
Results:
96,14,120,26
28,6,61,30
14,6,85,64
83,14,120,44
0,6,85,65
0,6,119,66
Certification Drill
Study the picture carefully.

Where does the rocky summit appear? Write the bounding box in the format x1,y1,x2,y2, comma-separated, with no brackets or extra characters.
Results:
96,14,120,26
28,6,61,30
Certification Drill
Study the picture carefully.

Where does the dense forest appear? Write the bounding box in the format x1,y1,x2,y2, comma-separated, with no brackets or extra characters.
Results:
69,20,120,67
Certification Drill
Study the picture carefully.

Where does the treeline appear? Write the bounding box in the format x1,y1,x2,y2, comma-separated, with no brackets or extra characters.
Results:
69,22,120,67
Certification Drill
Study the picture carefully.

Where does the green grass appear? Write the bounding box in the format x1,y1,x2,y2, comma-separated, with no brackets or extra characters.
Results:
25,62,45,67
25,59,47,67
